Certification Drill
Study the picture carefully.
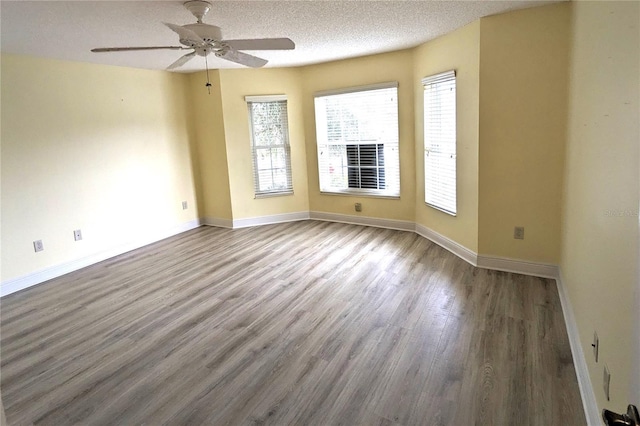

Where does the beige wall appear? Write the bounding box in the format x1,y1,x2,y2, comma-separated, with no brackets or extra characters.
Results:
1,55,199,282
478,3,570,263
218,68,309,219
189,70,233,221
413,21,480,252
561,0,639,411
301,50,416,222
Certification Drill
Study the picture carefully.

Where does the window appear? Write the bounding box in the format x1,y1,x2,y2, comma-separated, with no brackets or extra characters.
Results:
246,95,293,197
423,70,457,215
314,82,400,197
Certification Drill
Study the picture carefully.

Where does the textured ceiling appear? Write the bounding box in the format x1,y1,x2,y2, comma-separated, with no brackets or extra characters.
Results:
1,0,559,73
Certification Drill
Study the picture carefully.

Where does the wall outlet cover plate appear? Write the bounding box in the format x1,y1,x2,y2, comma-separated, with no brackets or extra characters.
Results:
514,226,525,240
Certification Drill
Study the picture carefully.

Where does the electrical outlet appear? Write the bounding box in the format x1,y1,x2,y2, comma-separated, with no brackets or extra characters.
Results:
33,240,44,252
73,229,82,241
603,365,611,401
514,226,525,240
355,203,362,212
592,331,599,362
182,201,188,210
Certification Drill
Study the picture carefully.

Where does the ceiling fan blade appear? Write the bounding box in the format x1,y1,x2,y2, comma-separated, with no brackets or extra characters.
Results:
164,22,203,45
223,38,295,51
167,51,197,70
218,49,268,68
92,46,187,53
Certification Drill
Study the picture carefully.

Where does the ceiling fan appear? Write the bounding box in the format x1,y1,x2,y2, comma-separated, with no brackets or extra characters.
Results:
91,0,295,70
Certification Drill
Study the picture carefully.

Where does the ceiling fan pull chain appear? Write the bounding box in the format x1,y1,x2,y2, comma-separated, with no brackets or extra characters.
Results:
205,54,212,94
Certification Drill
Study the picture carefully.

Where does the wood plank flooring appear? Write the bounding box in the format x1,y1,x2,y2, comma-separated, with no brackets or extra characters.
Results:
0,221,585,425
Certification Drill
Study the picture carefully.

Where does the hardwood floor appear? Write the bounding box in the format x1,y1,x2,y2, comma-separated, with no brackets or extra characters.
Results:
0,221,585,425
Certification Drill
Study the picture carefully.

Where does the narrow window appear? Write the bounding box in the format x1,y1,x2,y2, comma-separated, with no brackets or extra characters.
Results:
423,71,457,215
246,95,293,197
314,83,400,197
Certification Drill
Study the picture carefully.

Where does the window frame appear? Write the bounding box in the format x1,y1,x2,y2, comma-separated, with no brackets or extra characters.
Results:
245,94,293,198
423,70,457,216
314,82,400,198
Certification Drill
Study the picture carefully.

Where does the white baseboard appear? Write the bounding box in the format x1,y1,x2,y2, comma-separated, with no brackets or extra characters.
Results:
202,216,233,229
310,211,415,232
0,219,202,298
476,255,559,279
232,211,310,229
414,223,478,266
413,224,559,279
556,270,600,426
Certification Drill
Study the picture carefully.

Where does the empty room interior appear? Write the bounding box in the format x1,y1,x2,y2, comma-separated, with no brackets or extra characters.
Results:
1,0,639,424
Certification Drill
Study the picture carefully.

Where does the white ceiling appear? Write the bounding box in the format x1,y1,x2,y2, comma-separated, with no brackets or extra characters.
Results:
1,0,559,73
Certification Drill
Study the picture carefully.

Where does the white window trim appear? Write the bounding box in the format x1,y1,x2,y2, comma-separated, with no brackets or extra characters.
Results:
314,82,400,198
423,70,457,216
314,81,398,98
246,95,293,198
245,94,287,103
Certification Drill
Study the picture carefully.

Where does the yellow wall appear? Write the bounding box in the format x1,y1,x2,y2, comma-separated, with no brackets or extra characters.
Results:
1,54,199,281
218,68,309,219
301,50,416,222
561,0,639,411
2,1,639,417
189,70,233,222
478,3,570,263
413,21,480,252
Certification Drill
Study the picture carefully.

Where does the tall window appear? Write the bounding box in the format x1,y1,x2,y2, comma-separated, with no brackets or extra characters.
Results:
246,95,293,197
423,70,457,215
314,82,400,197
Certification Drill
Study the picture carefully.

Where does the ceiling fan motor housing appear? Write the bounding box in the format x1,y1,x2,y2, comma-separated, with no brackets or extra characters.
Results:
183,23,222,43
181,23,224,56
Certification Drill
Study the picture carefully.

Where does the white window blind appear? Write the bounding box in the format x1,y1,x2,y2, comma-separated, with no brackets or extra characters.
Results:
423,70,457,215
314,82,400,197
246,95,293,197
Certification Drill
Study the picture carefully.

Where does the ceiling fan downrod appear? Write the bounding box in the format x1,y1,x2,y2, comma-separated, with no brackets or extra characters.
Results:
183,0,212,24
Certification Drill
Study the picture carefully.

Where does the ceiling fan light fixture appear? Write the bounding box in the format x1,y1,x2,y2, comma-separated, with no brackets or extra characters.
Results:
183,0,212,24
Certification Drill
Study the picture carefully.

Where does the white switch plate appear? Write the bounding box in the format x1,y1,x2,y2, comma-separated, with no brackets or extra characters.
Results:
33,240,44,252
182,201,188,210
73,229,82,241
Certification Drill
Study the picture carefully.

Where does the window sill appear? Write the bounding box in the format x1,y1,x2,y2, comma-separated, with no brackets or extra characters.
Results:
425,202,457,217
255,191,294,199
320,190,400,200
